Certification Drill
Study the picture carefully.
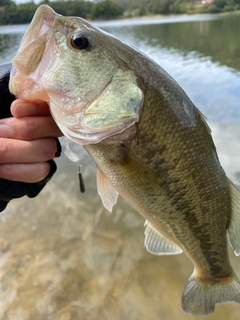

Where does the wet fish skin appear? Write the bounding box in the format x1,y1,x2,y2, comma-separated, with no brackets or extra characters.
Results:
85,83,232,278
84,85,238,316
9,5,240,316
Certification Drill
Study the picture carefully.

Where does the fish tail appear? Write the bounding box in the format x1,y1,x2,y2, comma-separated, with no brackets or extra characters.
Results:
182,272,240,317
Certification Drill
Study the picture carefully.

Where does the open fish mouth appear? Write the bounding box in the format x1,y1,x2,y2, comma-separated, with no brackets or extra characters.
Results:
20,5,56,52
9,6,58,99
9,5,143,145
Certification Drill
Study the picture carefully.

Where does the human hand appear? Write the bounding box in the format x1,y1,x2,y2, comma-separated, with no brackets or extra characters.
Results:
0,99,62,183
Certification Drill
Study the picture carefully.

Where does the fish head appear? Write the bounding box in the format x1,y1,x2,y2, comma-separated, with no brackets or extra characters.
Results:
10,5,144,144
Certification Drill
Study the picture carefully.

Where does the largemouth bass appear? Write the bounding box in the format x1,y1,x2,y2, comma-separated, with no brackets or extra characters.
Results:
9,5,240,316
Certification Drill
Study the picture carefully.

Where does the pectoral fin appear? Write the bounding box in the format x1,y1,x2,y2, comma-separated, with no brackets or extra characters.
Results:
96,167,118,212
227,179,240,256
144,220,183,255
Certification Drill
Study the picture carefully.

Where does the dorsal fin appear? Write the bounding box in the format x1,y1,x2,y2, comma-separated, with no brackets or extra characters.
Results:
227,179,240,256
144,220,183,255
96,167,118,212
198,110,211,135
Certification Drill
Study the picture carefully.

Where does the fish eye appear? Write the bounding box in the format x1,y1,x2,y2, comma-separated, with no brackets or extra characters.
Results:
70,33,89,50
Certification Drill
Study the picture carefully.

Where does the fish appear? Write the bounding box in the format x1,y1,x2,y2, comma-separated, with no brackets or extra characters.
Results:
9,5,240,316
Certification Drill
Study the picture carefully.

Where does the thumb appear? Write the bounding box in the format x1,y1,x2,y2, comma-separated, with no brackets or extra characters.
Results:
11,99,50,118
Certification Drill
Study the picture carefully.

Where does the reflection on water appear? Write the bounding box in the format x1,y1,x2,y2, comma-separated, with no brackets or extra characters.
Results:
102,15,240,123
102,14,240,72
0,33,22,65
0,25,28,64
1,13,240,320
94,12,220,27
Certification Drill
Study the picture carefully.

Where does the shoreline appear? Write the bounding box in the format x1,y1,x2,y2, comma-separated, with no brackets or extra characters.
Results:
94,9,240,22
1,10,240,27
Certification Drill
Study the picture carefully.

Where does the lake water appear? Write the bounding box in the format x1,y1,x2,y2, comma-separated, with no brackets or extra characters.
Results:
0,12,240,320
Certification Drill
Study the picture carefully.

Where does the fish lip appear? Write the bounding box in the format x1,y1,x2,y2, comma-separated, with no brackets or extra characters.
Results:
63,122,137,145
10,5,60,97
19,5,57,49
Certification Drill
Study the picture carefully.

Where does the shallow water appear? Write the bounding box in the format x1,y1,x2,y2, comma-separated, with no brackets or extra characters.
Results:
1,13,240,320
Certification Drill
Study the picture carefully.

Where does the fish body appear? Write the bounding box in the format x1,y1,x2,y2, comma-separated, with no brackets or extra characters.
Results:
9,5,240,316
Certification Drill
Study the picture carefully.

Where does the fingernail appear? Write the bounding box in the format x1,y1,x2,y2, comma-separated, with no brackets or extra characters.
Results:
54,138,62,158
0,124,12,138
55,150,61,158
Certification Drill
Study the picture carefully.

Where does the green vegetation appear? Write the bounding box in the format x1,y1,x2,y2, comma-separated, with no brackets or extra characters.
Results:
0,0,240,25
0,0,124,24
116,0,240,16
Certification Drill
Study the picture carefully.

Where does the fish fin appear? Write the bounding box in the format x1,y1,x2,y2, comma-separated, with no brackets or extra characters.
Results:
144,220,183,255
96,167,118,212
182,272,240,317
198,110,211,134
227,179,240,256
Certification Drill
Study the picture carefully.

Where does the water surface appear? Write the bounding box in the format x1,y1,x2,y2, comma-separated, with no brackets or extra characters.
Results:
0,13,240,320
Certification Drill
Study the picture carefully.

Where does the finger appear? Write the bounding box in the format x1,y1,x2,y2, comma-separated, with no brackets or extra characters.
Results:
11,99,50,118
0,162,51,183
0,138,58,163
0,116,62,140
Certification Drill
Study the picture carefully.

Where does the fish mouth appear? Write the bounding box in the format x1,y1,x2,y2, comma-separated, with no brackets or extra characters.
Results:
10,5,142,146
9,5,59,98
20,5,57,51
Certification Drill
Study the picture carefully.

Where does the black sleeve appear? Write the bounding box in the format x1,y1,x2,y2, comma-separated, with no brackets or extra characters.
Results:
0,63,61,212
